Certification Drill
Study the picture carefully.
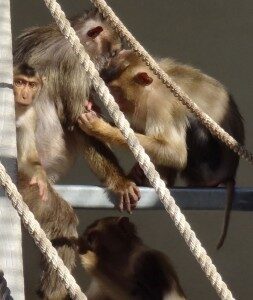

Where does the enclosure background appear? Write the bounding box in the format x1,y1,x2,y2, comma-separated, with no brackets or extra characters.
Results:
11,0,253,299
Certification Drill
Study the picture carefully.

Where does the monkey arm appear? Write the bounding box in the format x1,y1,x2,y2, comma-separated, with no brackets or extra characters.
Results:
17,119,48,201
77,130,140,213
78,113,187,170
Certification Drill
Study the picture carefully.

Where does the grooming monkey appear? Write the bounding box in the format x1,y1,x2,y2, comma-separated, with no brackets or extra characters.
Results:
14,63,78,299
78,50,244,249
76,217,186,300
14,9,140,212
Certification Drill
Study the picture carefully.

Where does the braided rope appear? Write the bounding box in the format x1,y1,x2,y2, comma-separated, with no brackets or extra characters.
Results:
0,163,87,300
91,0,253,165
43,1,235,299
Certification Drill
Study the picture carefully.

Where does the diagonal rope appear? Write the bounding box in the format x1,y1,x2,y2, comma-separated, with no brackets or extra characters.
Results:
91,0,253,166
43,0,235,299
0,163,87,300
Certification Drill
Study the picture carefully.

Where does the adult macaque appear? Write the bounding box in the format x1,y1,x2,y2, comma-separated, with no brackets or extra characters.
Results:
76,217,186,300
14,63,78,299
14,10,140,212
78,50,244,249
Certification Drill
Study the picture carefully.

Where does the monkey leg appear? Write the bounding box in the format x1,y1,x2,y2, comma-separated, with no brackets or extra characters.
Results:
18,173,78,300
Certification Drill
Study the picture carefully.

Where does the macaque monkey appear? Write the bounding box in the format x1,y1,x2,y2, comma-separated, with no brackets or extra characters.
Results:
14,63,78,299
14,9,140,212
76,217,186,300
14,63,47,201
78,50,244,249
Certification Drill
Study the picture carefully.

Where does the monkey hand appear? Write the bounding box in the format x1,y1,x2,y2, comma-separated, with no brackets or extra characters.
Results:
78,111,108,137
113,180,141,214
29,174,48,201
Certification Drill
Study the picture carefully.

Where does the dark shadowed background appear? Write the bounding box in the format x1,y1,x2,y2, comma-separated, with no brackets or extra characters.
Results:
11,1,253,299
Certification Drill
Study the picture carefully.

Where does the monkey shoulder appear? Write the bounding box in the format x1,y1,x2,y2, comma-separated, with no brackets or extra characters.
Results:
131,249,179,299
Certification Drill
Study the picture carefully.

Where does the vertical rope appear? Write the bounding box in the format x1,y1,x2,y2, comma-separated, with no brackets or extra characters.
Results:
43,1,235,299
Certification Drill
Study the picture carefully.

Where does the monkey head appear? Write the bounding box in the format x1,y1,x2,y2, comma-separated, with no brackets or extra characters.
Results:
78,217,140,258
14,63,42,107
102,50,155,118
72,9,122,69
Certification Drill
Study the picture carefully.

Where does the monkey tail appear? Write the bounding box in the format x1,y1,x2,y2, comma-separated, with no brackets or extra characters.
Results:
216,179,235,250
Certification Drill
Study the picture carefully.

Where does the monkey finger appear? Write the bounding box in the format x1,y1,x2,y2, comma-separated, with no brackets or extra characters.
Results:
78,114,89,124
86,111,98,122
123,193,132,214
117,195,124,212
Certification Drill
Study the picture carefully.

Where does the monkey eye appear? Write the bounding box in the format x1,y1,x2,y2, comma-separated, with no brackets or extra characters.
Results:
87,26,103,39
14,80,23,86
29,82,37,89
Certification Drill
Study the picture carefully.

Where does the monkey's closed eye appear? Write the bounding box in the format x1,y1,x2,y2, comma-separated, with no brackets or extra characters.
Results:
87,26,103,39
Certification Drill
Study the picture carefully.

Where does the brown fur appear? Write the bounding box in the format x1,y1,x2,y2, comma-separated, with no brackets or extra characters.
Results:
14,65,78,299
78,217,186,300
78,50,244,247
14,11,140,212
18,174,78,300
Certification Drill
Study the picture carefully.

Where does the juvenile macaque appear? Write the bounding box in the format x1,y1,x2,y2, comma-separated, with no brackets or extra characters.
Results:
14,10,140,212
76,217,186,300
14,64,78,299
14,63,47,201
79,50,244,248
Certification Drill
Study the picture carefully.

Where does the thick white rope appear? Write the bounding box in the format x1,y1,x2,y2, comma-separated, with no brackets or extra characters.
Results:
43,0,235,299
91,0,253,166
0,163,87,300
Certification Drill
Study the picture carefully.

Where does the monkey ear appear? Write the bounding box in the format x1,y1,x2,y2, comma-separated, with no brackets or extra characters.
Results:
87,26,104,39
134,72,153,86
118,217,137,237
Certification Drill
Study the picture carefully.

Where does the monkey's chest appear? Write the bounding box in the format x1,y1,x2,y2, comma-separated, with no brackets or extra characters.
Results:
35,120,75,182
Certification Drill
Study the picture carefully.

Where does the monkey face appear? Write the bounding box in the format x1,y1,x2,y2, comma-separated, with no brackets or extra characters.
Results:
79,217,138,256
14,75,41,106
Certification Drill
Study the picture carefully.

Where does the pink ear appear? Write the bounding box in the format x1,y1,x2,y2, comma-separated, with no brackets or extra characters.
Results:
134,72,153,86
87,26,103,38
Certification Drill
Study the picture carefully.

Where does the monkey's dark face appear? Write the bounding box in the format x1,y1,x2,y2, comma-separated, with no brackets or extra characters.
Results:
14,75,41,106
79,217,138,256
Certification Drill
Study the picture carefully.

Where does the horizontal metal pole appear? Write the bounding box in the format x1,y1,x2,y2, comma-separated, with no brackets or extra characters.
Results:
55,185,253,211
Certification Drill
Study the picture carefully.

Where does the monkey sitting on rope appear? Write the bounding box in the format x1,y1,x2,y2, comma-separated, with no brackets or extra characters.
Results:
78,50,244,249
